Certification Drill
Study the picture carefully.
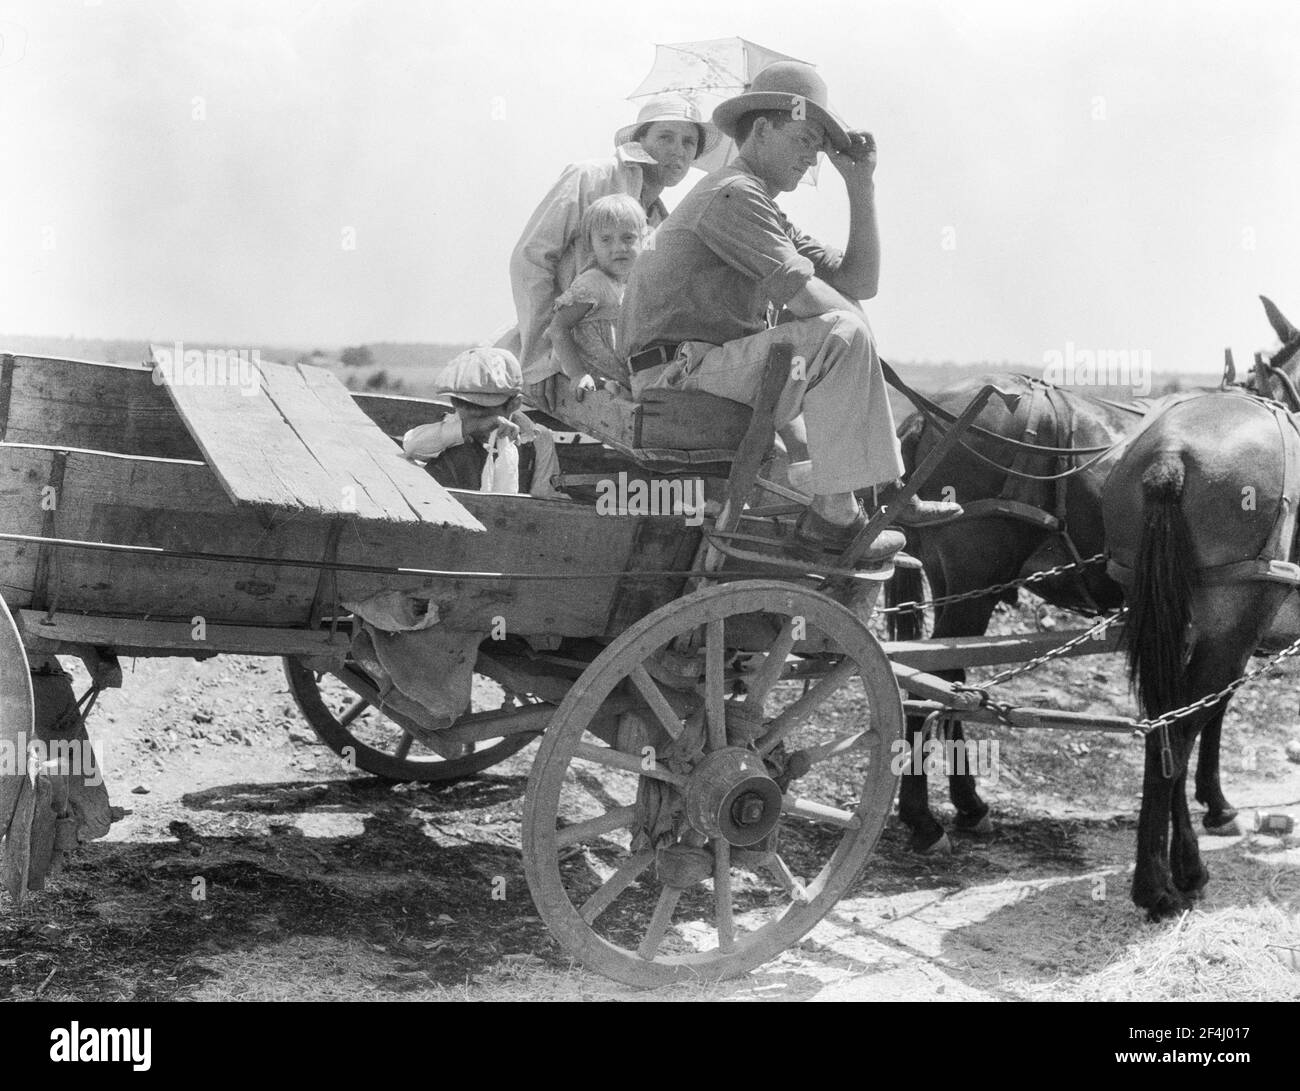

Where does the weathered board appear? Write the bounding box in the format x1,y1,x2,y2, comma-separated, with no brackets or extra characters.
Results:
0,354,204,458
0,353,456,457
0,443,696,638
158,356,480,529
549,384,746,464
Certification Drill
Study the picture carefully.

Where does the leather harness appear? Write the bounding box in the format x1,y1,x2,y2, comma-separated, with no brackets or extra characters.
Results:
948,377,1106,609
1105,391,1300,591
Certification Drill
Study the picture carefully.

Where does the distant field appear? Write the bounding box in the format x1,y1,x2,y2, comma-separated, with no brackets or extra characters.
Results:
0,334,1220,407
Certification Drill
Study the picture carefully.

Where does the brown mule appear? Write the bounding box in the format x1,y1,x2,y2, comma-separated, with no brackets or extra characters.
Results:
1103,388,1300,918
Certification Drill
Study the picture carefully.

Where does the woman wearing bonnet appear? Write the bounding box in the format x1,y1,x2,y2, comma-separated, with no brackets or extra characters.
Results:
501,94,721,414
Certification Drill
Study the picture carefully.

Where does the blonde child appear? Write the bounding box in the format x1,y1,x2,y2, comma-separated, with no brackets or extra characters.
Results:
546,194,647,401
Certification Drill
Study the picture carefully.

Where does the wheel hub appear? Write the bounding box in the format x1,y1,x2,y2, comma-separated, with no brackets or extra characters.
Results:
684,747,783,846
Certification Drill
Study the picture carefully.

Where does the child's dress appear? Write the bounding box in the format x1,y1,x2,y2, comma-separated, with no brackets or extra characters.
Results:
552,268,627,385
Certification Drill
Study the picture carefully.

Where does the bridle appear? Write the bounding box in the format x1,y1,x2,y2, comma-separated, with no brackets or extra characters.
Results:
1246,334,1300,412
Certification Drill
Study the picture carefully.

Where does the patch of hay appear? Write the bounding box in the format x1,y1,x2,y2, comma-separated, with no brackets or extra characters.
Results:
1026,849,1300,1001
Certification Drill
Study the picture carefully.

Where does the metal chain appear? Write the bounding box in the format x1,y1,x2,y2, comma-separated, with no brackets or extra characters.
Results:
878,552,1108,616
1134,632,1300,734
947,607,1300,740
888,544,1300,778
960,607,1128,689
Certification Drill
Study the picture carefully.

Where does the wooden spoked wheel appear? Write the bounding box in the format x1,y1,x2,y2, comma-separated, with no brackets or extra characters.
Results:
0,596,37,903
283,658,537,783
522,580,903,987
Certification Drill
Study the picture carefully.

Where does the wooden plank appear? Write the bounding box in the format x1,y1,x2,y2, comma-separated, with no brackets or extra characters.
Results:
160,356,479,529
703,345,789,574
0,444,674,638
4,355,202,458
161,357,362,516
1,354,460,459
882,627,1122,672
890,662,982,706
351,392,453,439
30,450,66,613
549,383,640,447
903,700,1140,734
636,389,751,451
17,610,346,658
288,363,479,526
0,354,15,440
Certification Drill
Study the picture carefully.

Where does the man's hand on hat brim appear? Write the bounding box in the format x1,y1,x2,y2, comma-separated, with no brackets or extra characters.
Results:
828,130,876,184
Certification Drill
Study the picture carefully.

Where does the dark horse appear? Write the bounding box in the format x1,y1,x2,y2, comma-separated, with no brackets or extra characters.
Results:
885,296,1300,855
885,374,1139,853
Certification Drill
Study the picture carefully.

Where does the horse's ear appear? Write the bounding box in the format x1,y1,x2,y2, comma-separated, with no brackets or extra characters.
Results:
1222,347,1236,387
1261,295,1299,343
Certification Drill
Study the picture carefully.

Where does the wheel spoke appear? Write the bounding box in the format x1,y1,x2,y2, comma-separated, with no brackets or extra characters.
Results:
757,659,859,756
781,795,861,829
713,839,735,952
580,850,654,924
556,806,638,849
573,742,687,787
524,580,906,984
767,854,810,904
393,733,414,761
338,696,369,729
792,729,877,768
637,884,685,961
705,620,726,751
629,665,684,741
745,618,799,705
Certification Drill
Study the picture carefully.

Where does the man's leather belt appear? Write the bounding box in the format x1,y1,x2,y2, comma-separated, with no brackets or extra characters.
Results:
629,342,681,374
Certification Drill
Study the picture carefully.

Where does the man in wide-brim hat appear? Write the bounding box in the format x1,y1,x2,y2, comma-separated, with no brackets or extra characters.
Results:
620,61,960,562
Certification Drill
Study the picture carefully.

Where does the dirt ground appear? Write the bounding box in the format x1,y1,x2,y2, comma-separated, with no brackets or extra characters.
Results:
2,598,1299,1002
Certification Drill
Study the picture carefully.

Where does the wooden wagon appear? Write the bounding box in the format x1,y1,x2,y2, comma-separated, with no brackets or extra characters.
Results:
0,348,1130,987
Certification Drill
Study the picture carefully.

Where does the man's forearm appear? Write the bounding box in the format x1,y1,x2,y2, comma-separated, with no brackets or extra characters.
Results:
828,181,880,301
784,277,863,319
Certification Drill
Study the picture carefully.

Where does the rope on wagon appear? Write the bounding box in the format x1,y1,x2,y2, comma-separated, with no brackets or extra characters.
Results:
0,530,821,583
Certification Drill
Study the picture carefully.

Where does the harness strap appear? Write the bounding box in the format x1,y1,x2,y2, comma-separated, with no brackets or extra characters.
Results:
1107,399,1300,590
998,379,1050,507
882,361,1117,457
1108,556,1300,589
958,498,1059,531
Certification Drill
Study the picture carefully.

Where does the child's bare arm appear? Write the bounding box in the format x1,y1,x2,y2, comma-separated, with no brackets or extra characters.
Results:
547,301,595,383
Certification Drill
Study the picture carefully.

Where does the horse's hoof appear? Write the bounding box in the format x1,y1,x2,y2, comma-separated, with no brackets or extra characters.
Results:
919,832,953,856
1133,879,1189,921
1203,814,1242,837
1174,866,1209,895
958,813,994,835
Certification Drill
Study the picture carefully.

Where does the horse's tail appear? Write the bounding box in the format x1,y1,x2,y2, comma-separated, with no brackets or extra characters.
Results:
1126,451,1194,714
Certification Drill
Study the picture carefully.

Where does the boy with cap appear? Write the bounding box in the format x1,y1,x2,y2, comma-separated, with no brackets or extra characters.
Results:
620,62,961,562
402,347,564,499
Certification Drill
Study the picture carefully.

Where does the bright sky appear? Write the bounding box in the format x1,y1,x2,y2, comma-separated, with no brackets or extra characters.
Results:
2,0,1298,373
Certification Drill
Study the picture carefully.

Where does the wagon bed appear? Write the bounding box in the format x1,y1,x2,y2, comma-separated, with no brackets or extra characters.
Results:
0,348,1130,987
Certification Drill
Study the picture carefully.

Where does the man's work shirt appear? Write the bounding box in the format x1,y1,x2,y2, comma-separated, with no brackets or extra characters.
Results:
620,157,843,357
509,143,669,384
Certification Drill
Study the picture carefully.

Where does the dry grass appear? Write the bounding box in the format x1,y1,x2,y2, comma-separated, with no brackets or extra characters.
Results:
1022,841,1300,1001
